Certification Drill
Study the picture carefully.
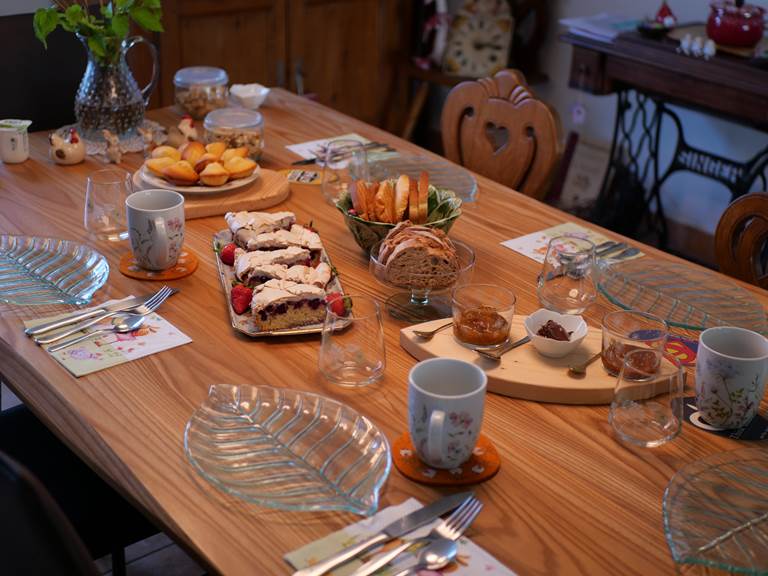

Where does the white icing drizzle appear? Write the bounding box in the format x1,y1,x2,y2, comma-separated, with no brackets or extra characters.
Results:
234,246,310,280
251,279,326,312
225,211,295,235
244,224,322,251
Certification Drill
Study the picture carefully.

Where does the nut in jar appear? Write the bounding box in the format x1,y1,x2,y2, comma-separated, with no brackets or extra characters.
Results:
173,66,229,120
203,107,264,161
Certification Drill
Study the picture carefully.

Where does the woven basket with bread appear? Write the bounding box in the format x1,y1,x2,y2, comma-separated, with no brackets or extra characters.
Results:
143,141,258,187
335,172,462,253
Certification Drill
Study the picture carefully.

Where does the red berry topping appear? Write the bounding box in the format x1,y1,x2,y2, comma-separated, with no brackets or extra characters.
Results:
326,292,350,316
219,243,237,266
230,284,253,315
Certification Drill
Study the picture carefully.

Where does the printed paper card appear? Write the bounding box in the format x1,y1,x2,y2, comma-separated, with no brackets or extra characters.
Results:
286,133,398,163
24,298,192,377
500,222,643,263
285,498,515,575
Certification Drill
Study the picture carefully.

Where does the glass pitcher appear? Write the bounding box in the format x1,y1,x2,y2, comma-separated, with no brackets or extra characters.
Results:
75,35,158,140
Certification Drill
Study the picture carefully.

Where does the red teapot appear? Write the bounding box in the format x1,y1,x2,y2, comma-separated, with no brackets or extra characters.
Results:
706,0,765,48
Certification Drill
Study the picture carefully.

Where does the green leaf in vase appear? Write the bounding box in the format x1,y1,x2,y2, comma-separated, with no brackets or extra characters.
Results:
87,35,107,59
129,6,164,32
111,14,129,38
33,8,61,48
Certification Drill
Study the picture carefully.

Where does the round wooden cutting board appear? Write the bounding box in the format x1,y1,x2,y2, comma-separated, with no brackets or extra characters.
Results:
400,316,681,405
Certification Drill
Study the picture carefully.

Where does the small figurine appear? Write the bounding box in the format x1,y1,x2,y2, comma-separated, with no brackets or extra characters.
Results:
655,1,677,28
102,129,121,163
691,36,704,57
137,126,156,157
703,38,717,60
49,127,85,165
178,115,198,142
678,33,692,55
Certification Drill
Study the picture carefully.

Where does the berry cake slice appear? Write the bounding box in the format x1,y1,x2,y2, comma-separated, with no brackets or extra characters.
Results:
240,224,323,263
225,210,296,250
235,261,332,289
233,246,312,284
250,279,327,331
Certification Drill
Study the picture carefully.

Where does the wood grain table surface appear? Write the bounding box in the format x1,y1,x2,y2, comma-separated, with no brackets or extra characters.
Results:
0,90,766,575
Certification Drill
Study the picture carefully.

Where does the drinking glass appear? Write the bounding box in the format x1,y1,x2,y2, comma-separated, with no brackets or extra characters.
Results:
602,310,668,376
84,168,131,241
319,295,385,387
609,349,683,447
537,235,596,314
320,139,369,205
452,284,516,350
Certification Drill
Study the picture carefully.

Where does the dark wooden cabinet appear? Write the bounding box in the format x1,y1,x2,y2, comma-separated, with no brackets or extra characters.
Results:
157,0,402,127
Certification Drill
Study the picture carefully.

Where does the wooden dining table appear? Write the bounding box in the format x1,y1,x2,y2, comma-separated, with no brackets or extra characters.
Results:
1,89,766,576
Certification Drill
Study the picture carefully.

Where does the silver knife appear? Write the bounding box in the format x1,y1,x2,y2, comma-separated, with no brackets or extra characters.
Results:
25,294,156,337
292,492,473,576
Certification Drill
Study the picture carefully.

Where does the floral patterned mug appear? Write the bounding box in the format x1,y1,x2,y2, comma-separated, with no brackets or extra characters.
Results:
408,358,487,469
696,327,768,429
126,189,185,271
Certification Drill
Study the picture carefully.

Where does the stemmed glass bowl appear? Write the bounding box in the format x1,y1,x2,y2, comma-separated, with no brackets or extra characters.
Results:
369,238,475,322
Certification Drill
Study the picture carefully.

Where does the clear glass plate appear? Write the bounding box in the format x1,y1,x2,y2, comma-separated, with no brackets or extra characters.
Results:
0,235,109,305
369,154,478,202
184,384,391,515
598,259,768,334
663,448,768,574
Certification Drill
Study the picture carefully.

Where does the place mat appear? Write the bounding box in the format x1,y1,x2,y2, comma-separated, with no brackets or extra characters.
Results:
285,498,516,576
119,250,198,280
500,222,644,263
286,132,398,164
392,433,500,486
23,297,191,377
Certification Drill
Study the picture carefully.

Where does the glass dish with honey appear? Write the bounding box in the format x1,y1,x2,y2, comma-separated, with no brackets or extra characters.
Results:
452,284,516,349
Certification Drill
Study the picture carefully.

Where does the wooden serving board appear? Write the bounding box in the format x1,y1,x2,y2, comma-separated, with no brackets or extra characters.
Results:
183,168,290,219
401,316,677,405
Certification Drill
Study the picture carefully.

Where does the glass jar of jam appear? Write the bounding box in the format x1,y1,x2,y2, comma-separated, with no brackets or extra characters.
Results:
452,284,516,349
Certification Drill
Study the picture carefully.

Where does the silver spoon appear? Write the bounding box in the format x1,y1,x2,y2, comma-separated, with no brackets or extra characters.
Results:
390,538,458,576
568,351,602,376
412,321,452,341
48,314,145,353
476,335,531,361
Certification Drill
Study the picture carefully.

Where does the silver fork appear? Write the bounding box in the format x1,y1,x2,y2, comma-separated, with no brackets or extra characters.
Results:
34,286,176,345
351,496,483,576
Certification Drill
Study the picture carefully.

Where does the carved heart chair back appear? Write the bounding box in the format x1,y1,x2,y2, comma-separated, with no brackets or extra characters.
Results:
441,69,560,200
715,192,768,288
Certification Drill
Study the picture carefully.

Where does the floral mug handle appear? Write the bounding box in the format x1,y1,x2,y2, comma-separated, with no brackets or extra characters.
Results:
122,36,159,106
152,216,170,268
426,409,446,464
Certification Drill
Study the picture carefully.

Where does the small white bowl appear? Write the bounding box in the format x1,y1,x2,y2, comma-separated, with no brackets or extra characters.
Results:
230,83,270,109
524,308,588,358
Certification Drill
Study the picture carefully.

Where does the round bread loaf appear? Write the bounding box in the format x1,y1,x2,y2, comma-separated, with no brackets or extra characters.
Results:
379,222,459,289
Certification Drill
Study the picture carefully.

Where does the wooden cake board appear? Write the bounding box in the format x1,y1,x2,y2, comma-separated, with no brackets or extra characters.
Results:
400,316,681,405
132,168,290,220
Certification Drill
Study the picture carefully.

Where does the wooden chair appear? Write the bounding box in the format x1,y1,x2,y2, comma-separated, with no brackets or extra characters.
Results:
714,193,768,288
441,69,560,200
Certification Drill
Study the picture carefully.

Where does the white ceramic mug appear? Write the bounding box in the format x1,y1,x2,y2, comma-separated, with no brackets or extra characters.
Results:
0,119,31,164
408,358,487,470
696,326,768,429
126,189,185,271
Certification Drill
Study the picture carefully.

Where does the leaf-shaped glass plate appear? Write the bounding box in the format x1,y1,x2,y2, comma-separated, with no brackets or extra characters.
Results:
184,384,391,515
0,235,109,305
598,259,768,334
663,448,768,574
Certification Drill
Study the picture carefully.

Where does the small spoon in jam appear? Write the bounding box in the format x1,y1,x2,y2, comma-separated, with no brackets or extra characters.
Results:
412,321,453,341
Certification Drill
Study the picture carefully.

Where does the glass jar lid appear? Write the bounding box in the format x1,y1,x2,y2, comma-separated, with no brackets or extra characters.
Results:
174,66,229,88
204,107,264,131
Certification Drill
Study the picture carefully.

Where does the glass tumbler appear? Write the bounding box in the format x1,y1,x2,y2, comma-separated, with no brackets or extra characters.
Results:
451,284,516,350
319,295,385,387
84,168,131,241
609,349,684,447
320,139,369,205
537,235,597,314
602,310,668,376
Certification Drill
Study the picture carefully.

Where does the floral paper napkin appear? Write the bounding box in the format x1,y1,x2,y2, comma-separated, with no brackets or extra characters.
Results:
500,222,644,263
24,297,191,377
285,498,515,575
286,133,399,163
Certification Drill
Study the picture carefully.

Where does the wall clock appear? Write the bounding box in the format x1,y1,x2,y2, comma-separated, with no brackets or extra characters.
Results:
443,0,514,77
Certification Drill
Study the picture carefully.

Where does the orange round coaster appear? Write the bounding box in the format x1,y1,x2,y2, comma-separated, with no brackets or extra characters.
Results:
119,250,199,281
392,432,500,486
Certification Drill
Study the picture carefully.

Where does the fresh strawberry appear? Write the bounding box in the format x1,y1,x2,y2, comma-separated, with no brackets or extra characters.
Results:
219,243,237,265
326,292,350,316
230,285,253,314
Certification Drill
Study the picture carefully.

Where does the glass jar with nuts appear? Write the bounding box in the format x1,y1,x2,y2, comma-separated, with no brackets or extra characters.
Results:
203,107,264,161
173,66,229,120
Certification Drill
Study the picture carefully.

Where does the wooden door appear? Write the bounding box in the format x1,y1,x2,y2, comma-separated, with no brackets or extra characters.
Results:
287,0,403,126
160,0,287,107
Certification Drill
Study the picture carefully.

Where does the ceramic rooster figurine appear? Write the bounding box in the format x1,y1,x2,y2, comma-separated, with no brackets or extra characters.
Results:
49,128,85,165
